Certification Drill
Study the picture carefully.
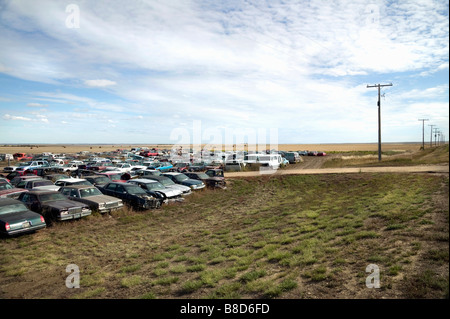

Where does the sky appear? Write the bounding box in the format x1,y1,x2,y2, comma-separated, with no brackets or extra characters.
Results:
0,0,448,145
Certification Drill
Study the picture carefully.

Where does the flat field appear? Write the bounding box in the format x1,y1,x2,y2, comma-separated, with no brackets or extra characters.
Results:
0,142,424,155
0,172,448,299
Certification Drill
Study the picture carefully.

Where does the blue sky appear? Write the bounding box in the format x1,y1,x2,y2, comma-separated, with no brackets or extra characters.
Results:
0,0,448,145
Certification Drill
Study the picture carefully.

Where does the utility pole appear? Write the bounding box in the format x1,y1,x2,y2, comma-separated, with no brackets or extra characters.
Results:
433,128,439,146
367,83,393,161
418,119,429,150
428,124,435,147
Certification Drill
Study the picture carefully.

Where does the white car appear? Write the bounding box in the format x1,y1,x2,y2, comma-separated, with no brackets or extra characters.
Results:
58,163,80,172
3,166,18,173
105,163,132,173
127,179,184,203
55,178,93,187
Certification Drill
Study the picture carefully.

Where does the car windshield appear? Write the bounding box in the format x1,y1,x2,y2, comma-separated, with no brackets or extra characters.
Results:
80,188,103,197
174,174,188,182
196,173,209,179
125,185,147,195
72,181,92,186
109,174,122,180
0,203,29,215
158,178,175,186
93,177,110,184
175,163,188,167
39,193,67,202
0,183,13,190
19,162,32,167
145,182,165,191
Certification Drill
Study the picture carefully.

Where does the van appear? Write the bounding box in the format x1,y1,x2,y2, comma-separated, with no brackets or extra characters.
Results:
284,152,301,164
244,153,283,169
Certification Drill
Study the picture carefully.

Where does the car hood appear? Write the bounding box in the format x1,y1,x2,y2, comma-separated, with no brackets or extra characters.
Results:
180,179,202,186
155,188,182,197
0,210,42,223
81,195,121,204
166,184,191,192
44,200,88,210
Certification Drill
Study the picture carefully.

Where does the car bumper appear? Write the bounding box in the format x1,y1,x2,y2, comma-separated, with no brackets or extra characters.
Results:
58,210,92,220
3,223,46,236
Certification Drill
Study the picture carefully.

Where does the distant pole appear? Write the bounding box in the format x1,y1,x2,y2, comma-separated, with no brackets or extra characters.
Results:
428,124,435,147
367,83,393,161
418,119,429,150
433,128,439,146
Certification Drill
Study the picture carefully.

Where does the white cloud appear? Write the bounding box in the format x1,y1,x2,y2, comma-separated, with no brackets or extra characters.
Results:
27,102,48,107
3,114,32,121
84,79,117,87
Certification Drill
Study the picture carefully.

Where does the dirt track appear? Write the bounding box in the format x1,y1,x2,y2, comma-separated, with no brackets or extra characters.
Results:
224,164,449,178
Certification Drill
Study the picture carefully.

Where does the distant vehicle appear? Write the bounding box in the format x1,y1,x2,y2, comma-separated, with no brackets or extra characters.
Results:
105,163,132,173
13,153,32,161
127,179,184,203
0,181,28,199
83,175,112,187
23,179,60,192
97,182,162,210
317,152,327,156
14,177,44,189
59,185,124,214
307,151,318,156
54,178,93,187
148,162,173,172
162,172,205,190
58,163,80,173
16,160,50,172
188,162,207,172
184,172,226,189
0,198,46,236
18,190,92,222
244,153,283,169
170,162,191,173
44,174,72,183
2,166,18,174
94,171,126,182
284,152,301,164
135,169,162,177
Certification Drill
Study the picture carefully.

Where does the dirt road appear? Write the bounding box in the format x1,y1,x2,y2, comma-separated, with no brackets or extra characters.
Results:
224,164,449,178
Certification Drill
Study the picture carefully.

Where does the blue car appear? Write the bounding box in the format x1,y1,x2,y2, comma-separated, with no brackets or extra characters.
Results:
149,162,173,172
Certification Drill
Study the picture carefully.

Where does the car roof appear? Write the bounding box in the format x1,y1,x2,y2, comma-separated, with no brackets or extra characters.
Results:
60,185,95,189
128,179,158,183
0,198,23,206
162,172,180,175
27,190,60,195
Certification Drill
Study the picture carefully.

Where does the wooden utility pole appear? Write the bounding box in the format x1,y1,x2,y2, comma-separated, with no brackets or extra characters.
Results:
428,124,435,147
367,83,393,161
418,119,429,149
433,128,439,146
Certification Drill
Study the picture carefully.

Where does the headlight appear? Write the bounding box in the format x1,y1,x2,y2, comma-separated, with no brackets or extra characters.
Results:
60,210,69,216
98,203,106,208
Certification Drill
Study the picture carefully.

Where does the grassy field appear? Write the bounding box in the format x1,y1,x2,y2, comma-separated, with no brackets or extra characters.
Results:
0,172,448,299
322,145,449,168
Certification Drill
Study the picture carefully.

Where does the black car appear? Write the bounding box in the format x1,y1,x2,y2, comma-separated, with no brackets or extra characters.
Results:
97,182,162,210
0,198,46,236
184,172,226,189
18,190,92,222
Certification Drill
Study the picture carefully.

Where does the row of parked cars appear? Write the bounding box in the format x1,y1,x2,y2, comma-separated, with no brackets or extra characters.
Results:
0,158,227,237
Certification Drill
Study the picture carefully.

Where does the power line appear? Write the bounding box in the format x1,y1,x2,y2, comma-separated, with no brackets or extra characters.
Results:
367,83,393,161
